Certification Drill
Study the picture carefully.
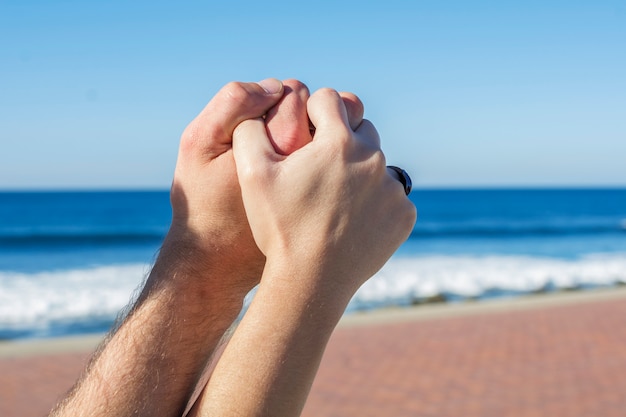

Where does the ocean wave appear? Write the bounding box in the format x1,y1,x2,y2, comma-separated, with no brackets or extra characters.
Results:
2,253,626,339
349,253,626,311
0,264,147,339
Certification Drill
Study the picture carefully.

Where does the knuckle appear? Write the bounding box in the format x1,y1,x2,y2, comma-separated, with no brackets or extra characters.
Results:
316,87,340,99
220,81,251,106
180,122,202,153
408,208,418,233
393,199,417,242
283,79,309,94
396,205,417,240
342,91,363,106
407,202,418,226
179,118,225,154
371,149,386,169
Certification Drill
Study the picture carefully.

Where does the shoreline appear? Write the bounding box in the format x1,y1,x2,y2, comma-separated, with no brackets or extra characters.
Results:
340,284,626,327
3,285,626,359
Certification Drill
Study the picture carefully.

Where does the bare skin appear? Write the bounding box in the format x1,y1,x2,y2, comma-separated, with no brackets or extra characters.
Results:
48,79,368,417
49,79,286,417
190,88,416,416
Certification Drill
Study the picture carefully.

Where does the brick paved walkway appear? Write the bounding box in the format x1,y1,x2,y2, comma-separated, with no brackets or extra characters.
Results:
303,295,626,417
2,292,626,416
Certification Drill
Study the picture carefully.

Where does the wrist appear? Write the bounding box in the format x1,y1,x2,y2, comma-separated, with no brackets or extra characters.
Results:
257,260,355,327
141,230,255,323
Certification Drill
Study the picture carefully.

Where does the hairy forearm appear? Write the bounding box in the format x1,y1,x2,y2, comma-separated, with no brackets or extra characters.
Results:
190,261,352,417
50,236,249,417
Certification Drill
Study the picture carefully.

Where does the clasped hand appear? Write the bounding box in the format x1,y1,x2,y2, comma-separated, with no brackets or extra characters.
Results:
168,78,416,303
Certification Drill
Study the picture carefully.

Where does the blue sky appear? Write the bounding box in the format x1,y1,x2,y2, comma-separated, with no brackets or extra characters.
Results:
1,0,625,189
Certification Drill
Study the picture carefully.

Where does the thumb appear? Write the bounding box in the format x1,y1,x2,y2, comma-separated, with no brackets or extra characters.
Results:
232,117,279,189
181,79,284,159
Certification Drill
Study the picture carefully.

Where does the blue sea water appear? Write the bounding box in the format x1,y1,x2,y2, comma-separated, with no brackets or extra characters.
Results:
1,189,625,340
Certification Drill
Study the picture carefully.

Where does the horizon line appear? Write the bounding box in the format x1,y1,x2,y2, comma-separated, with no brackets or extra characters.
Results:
2,185,626,193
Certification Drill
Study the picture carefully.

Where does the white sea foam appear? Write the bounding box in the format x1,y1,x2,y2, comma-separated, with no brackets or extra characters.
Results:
0,264,148,337
349,252,626,311
2,253,626,338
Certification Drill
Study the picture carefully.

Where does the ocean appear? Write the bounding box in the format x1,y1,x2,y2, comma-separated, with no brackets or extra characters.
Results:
1,189,625,340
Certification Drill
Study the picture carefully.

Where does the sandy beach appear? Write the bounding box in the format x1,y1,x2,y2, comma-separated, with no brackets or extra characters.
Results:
2,287,626,416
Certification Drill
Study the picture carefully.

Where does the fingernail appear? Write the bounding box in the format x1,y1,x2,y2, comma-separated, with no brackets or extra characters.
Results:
258,78,283,94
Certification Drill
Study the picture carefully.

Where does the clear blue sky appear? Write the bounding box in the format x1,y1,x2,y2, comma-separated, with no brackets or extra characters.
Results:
1,0,625,189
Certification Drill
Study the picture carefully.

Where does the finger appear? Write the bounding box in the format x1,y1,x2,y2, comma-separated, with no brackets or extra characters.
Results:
182,79,284,158
307,91,363,138
265,79,312,155
232,118,278,182
307,88,352,146
339,92,364,131
353,119,381,148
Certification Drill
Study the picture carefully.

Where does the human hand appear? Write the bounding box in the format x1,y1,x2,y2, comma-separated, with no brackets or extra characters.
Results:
163,79,365,299
192,88,416,416
233,87,417,301
163,79,286,297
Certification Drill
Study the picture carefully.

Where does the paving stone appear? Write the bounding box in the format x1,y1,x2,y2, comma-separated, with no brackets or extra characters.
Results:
2,296,626,416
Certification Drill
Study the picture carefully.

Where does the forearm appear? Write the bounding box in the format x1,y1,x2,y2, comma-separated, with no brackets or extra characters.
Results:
190,261,352,417
50,236,248,417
